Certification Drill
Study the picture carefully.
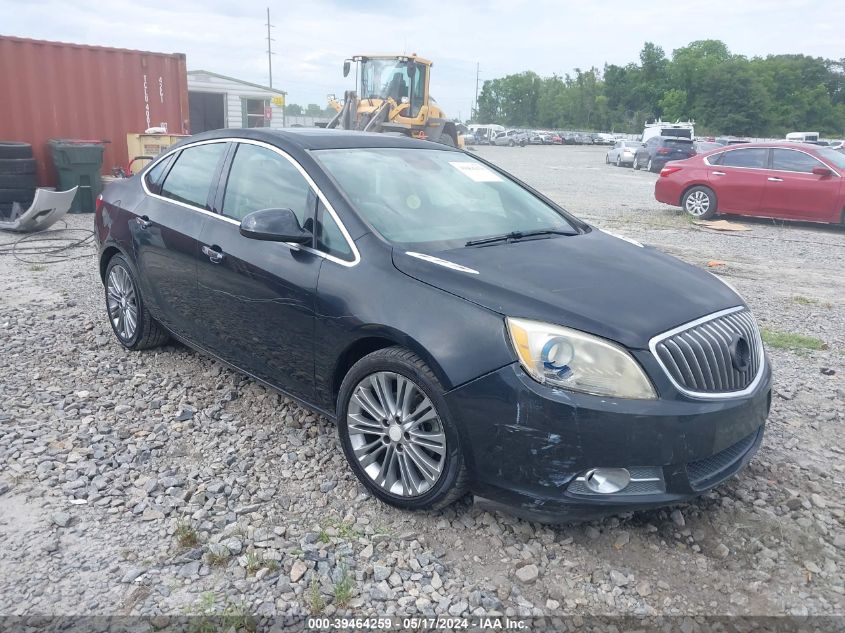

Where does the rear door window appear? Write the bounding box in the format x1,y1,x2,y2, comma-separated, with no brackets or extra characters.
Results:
144,154,175,194
771,149,823,173
160,143,227,209
719,148,769,169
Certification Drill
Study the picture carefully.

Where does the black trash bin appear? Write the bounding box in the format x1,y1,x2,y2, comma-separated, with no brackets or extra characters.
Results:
48,139,106,213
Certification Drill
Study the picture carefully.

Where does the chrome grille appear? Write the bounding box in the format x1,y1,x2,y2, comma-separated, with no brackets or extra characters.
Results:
650,307,763,397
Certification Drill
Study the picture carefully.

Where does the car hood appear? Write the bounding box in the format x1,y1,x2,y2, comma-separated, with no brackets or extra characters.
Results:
391,229,742,349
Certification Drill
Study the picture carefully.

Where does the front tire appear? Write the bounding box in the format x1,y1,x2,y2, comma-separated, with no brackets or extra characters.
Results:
336,347,468,511
633,156,641,170
682,186,718,220
104,254,169,350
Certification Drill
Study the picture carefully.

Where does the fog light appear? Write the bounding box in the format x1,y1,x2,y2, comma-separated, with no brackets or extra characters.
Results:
583,468,630,494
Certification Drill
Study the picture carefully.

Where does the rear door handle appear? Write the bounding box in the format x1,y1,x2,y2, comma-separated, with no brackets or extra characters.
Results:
137,215,152,229
202,245,225,264
712,171,726,176
767,177,783,182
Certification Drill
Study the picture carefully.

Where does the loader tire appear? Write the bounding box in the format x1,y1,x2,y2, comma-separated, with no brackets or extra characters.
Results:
0,173,37,189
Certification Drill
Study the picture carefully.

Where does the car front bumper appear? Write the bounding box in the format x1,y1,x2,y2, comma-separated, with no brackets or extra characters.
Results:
445,360,771,522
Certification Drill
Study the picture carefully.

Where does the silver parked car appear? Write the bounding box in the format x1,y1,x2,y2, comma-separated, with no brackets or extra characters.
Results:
493,130,527,147
605,140,640,166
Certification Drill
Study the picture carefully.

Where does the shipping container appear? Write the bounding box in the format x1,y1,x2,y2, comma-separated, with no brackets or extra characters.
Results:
0,36,189,187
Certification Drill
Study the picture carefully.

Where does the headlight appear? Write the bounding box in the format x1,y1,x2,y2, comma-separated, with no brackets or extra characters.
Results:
506,317,656,399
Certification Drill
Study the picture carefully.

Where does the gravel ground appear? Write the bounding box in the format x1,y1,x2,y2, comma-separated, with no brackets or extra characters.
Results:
0,145,843,621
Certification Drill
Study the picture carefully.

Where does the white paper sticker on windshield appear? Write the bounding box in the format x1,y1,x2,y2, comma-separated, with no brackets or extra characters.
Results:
449,161,503,182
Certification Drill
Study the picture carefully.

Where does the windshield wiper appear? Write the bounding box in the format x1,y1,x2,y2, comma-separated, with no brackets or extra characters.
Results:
465,229,576,247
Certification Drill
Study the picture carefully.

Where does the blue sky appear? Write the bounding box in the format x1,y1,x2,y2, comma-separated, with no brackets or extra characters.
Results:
2,0,842,119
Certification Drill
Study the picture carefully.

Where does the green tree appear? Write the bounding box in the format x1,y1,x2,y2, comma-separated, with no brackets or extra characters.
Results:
284,103,303,116
305,103,323,116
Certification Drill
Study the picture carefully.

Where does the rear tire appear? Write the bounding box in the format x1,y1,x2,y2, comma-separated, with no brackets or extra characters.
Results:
0,188,35,205
0,174,36,189
616,155,622,167
336,347,468,511
682,186,718,220
0,158,37,175
0,142,33,160
647,158,655,172
104,254,170,350
509,140,515,147
438,133,456,148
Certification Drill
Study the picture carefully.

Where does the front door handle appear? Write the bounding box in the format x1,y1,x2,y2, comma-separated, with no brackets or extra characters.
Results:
767,177,783,182
712,171,726,176
137,215,152,229
202,245,225,264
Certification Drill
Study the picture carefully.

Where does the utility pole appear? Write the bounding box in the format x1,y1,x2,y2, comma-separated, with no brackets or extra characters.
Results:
473,62,480,122
266,7,274,88
265,7,284,128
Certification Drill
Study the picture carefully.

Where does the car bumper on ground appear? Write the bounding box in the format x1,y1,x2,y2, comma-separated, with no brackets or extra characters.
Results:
446,361,771,522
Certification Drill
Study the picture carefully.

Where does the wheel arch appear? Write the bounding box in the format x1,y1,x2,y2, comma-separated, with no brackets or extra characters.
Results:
99,245,125,283
331,330,451,410
679,182,716,207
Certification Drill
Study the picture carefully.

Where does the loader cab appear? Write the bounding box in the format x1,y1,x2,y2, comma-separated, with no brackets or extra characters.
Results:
349,55,430,118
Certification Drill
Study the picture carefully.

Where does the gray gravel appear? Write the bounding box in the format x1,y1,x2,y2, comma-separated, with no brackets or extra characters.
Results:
0,145,843,618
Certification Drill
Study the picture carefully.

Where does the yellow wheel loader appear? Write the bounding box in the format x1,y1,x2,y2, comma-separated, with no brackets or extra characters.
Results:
327,54,461,147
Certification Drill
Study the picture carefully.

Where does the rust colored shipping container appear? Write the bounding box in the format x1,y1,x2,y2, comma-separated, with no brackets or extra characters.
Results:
0,35,189,187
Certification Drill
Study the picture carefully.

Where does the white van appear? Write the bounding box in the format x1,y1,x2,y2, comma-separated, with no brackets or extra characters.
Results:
785,131,819,143
469,124,504,145
642,119,695,143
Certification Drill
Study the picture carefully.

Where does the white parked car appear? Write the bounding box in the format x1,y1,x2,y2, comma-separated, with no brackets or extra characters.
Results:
605,140,641,166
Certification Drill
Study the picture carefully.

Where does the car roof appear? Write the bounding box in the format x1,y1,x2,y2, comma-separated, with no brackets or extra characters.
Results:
181,127,459,152
711,141,824,151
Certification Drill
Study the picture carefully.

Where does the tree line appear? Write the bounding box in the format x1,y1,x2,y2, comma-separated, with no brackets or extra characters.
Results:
476,40,845,137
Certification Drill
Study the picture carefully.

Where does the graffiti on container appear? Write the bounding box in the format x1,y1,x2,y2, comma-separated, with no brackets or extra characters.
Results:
159,76,164,103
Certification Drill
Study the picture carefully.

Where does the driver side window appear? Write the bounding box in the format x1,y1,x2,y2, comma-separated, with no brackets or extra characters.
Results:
222,143,313,225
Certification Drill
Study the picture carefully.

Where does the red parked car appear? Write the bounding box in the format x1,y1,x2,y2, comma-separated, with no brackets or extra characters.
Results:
654,142,845,224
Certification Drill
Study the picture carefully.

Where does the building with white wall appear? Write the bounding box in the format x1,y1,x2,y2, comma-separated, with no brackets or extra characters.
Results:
187,70,287,133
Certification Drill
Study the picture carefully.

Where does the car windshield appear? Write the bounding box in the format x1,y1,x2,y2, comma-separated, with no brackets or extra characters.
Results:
817,147,845,169
313,148,579,250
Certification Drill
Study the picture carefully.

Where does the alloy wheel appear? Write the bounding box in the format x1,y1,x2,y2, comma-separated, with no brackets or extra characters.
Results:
346,371,446,497
685,190,711,216
107,265,138,341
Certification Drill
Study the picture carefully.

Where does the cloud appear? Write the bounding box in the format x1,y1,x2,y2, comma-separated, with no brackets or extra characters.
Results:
2,0,842,120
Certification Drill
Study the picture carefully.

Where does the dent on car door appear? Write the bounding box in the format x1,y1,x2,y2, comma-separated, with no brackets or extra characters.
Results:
132,142,228,336
195,142,323,401
707,148,769,215
760,149,842,221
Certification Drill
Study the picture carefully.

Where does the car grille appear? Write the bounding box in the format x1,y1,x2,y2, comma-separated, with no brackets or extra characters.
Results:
686,429,760,490
651,308,763,397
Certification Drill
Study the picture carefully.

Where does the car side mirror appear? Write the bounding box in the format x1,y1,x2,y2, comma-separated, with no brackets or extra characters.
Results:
812,166,833,177
343,60,351,78
240,208,312,244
